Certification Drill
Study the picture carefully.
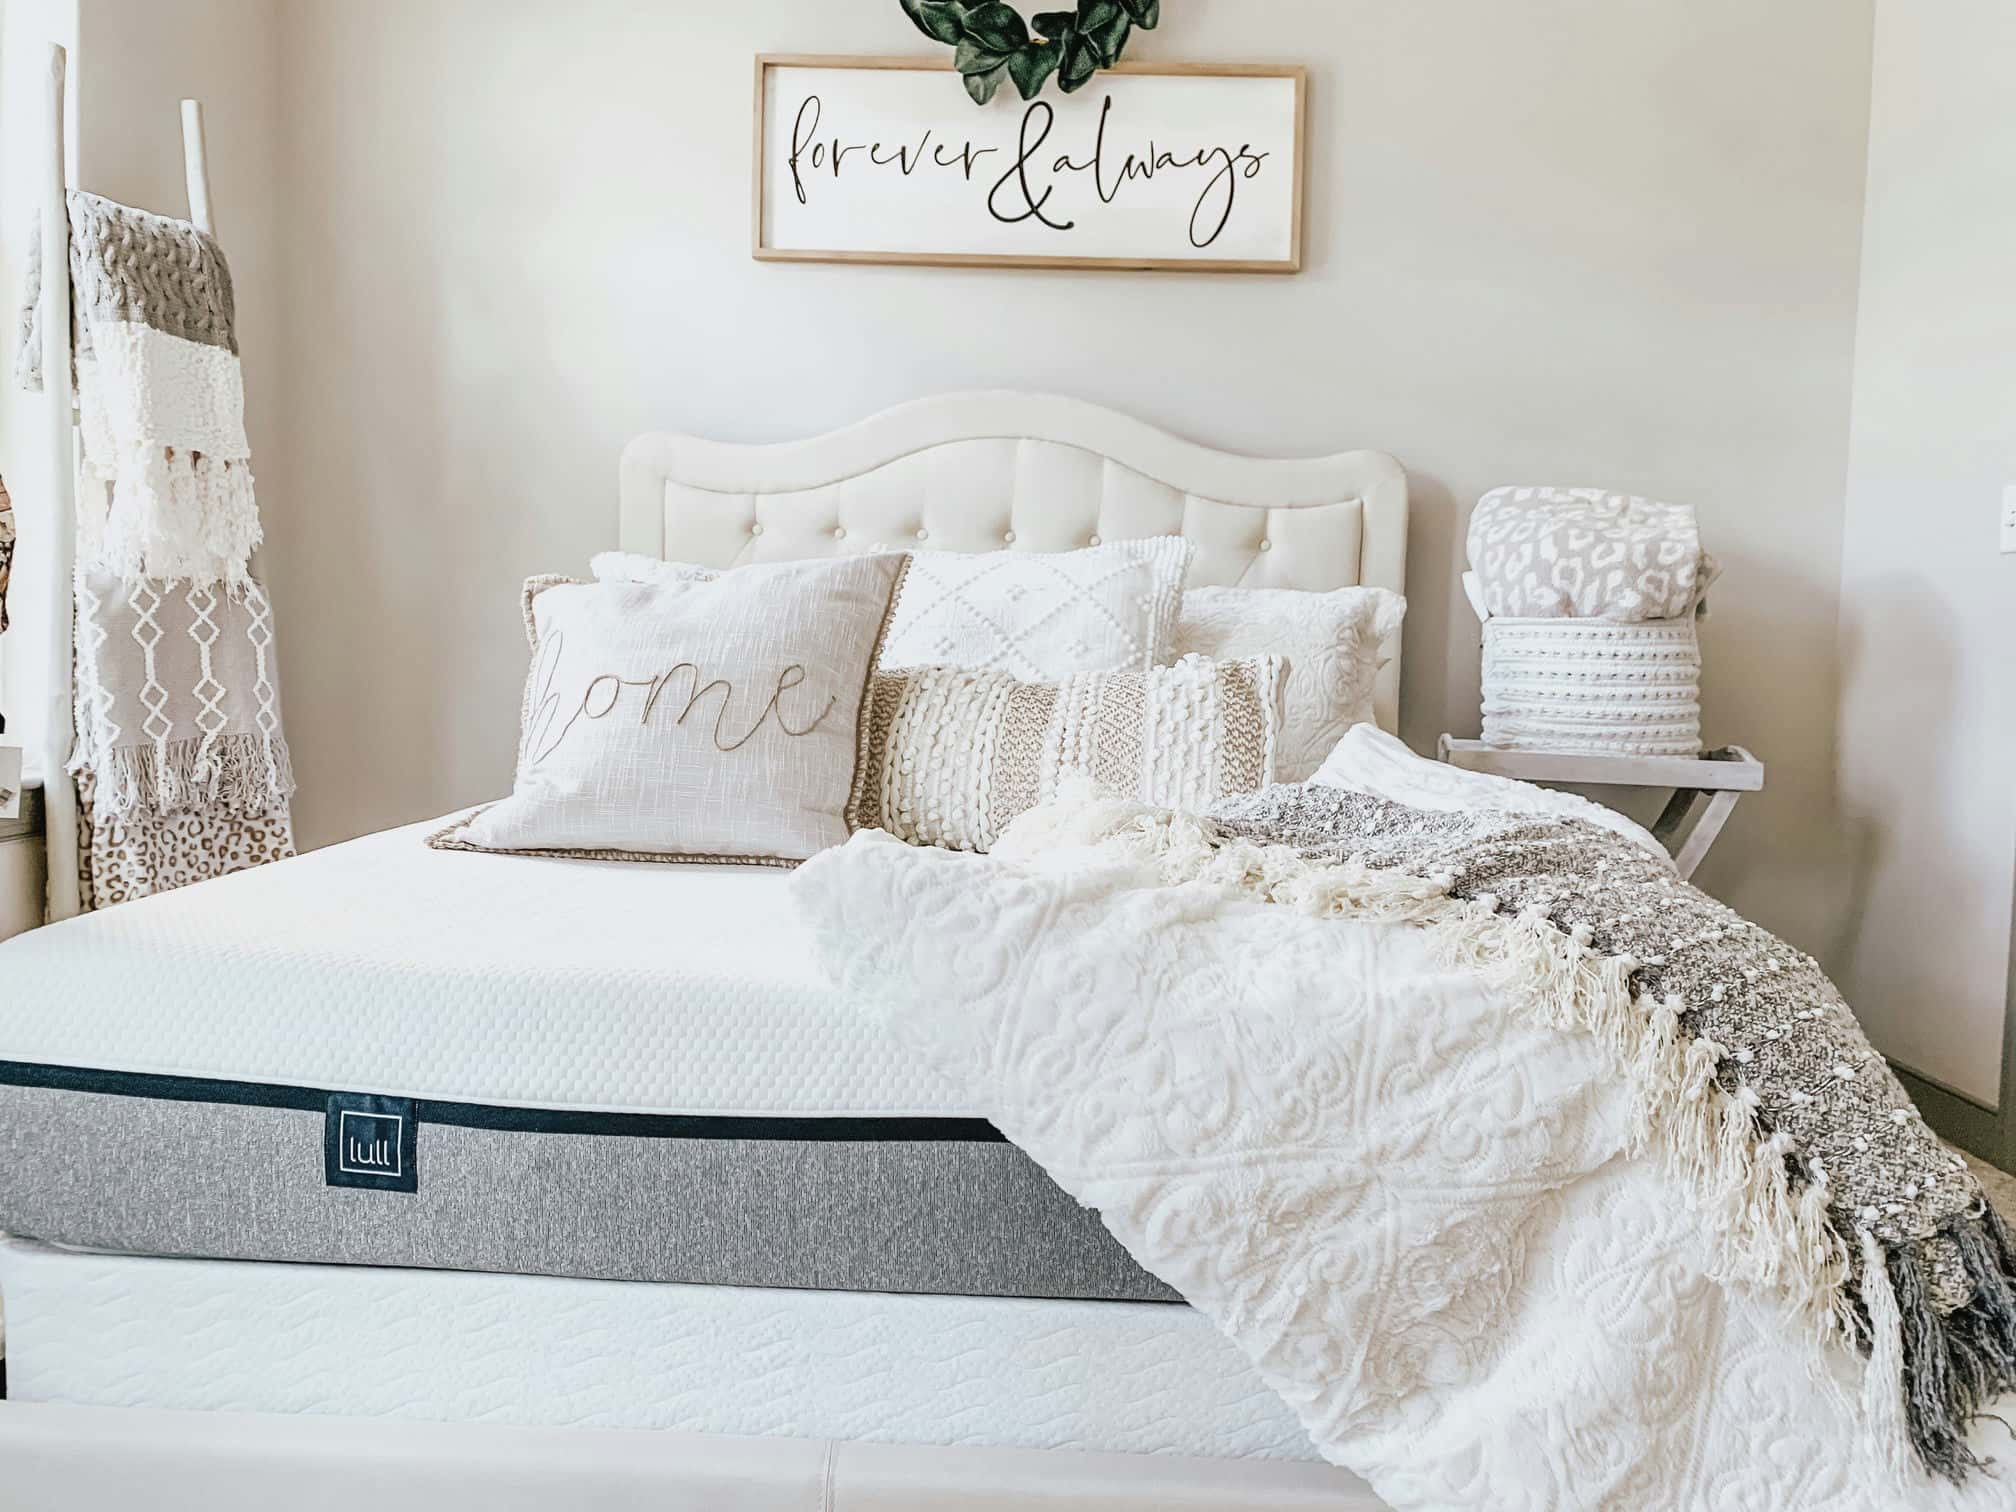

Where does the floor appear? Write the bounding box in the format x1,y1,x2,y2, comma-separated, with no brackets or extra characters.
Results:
1966,1154,2016,1217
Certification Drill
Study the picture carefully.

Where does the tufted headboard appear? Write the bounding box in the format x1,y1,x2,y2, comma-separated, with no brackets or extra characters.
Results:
618,392,1409,732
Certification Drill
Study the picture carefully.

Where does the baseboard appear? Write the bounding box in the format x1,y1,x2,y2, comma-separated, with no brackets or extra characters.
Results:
1897,1066,2008,1169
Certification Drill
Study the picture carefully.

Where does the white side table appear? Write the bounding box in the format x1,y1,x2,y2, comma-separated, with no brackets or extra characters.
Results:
1435,737,1764,881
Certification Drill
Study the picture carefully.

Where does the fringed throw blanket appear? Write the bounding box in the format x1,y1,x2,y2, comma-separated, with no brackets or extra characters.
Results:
18,191,295,903
19,191,259,587
72,571,292,821
794,786,2015,1511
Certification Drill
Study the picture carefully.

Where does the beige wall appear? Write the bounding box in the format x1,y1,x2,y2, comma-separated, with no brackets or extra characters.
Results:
75,0,281,382
257,0,1875,964
1835,0,2016,1108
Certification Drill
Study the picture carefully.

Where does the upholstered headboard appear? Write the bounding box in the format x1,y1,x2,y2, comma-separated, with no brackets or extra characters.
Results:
618,392,1409,732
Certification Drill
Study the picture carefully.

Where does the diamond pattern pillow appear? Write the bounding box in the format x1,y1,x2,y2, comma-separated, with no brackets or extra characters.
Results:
877,537,1190,681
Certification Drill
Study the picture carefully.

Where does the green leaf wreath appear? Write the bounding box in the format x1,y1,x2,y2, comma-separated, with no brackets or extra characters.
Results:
900,0,1161,105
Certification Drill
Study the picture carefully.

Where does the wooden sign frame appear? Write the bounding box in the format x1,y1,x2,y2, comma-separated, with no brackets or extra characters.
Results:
752,55,1307,274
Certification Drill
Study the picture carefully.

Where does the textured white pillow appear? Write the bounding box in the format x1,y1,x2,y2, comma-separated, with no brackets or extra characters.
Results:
1172,586,1404,782
594,540,1192,684
856,654,1281,853
431,554,907,864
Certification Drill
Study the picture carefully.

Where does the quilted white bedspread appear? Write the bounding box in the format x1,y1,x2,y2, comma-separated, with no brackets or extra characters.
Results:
792,813,2008,1511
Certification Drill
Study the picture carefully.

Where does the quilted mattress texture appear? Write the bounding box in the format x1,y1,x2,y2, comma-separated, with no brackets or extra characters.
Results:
0,818,1166,1300
0,816,949,1115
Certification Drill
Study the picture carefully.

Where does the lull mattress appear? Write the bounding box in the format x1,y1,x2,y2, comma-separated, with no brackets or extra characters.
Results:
0,819,1166,1299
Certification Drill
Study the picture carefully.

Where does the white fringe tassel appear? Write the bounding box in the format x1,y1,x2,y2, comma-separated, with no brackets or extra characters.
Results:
75,732,294,821
79,445,261,590
1858,1225,1914,1494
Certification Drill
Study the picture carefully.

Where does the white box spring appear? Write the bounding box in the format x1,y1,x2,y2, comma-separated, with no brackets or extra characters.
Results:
0,1237,1319,1463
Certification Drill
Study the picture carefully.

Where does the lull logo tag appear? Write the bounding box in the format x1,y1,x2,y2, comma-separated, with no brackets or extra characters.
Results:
339,1111,403,1177
324,1093,418,1192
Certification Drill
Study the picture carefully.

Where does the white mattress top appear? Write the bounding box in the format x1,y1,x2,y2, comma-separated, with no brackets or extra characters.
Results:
0,1236,1320,1463
0,816,965,1117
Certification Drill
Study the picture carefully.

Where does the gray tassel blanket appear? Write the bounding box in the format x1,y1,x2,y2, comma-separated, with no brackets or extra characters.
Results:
1207,783,2016,1486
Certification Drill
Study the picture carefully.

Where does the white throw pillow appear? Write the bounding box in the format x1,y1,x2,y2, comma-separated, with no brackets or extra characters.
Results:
595,538,1192,683
431,554,908,864
1172,585,1403,782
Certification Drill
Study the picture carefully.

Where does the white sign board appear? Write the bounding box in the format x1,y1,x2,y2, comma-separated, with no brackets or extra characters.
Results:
755,57,1304,273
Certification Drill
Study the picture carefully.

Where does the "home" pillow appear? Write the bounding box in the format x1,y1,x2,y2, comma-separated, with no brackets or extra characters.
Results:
430,554,908,865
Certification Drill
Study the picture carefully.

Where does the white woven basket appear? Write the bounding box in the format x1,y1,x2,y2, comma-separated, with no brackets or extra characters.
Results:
1479,614,1703,756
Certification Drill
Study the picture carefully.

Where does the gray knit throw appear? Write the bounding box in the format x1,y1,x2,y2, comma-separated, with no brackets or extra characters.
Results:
17,190,260,591
16,189,238,387
1207,784,2016,1485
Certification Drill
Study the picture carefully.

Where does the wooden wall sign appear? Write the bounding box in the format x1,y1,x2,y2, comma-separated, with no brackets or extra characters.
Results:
754,55,1305,273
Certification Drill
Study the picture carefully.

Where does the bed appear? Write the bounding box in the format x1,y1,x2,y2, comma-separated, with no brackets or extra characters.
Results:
0,392,1408,1510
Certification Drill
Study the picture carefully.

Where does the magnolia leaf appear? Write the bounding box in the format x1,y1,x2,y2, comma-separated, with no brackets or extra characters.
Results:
960,1,1030,52
964,59,1012,103
954,38,1011,74
1007,39,1062,100
1076,0,1132,65
900,0,971,46
1058,32,1104,91
906,0,1161,104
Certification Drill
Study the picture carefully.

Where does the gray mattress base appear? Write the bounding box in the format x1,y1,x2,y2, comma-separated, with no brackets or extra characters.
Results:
0,1077,1177,1301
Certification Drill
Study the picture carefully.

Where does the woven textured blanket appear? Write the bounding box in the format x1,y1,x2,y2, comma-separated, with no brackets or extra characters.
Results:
19,190,258,587
795,785,2014,1510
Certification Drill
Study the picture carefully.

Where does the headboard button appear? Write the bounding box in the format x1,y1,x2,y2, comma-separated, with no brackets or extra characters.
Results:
833,526,847,539
915,528,929,541
1258,538,1272,551
749,522,765,537
1088,533,1102,547
1002,530,1016,544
